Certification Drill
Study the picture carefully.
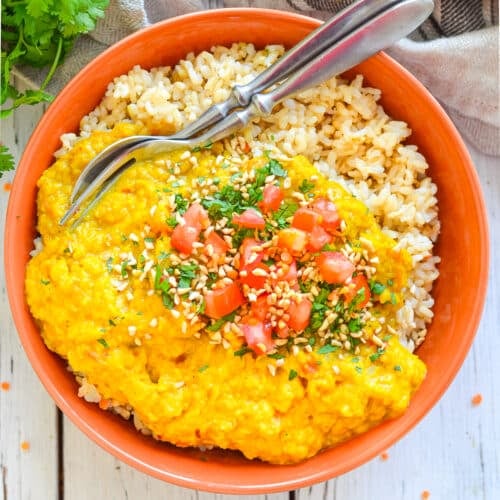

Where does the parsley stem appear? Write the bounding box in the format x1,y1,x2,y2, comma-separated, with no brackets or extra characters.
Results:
40,36,63,91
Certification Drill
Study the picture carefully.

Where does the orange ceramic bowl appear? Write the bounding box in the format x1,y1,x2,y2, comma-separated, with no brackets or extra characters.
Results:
4,8,489,494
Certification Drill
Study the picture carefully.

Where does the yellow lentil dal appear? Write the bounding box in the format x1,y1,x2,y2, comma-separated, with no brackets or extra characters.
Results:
26,123,426,464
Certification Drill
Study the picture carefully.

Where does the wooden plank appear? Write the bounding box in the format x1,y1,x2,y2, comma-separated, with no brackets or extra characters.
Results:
296,143,500,500
63,417,289,500
0,91,59,500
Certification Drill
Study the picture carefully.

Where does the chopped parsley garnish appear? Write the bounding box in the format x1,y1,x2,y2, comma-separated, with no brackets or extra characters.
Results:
288,369,298,380
198,364,209,373
306,283,334,333
174,194,189,214
272,201,298,229
166,216,178,228
231,227,256,249
206,271,219,288
265,158,287,177
369,348,386,362
97,338,109,348
355,366,363,374
177,263,198,289
317,344,339,355
40,279,50,285
154,264,174,309
206,311,237,332
349,287,366,310
191,141,213,152
120,260,129,277
347,317,363,333
267,352,285,360
394,365,402,372
298,179,315,194
369,280,386,295
234,346,252,357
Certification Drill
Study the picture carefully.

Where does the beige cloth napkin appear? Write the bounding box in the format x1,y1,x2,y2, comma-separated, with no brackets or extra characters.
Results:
22,0,499,156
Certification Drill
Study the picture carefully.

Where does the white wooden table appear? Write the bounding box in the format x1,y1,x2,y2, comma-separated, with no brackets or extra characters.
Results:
1,78,499,500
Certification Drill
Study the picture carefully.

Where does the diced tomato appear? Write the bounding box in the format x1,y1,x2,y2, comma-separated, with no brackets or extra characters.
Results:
170,202,210,254
241,320,274,355
239,238,264,268
183,202,209,230
170,224,200,254
250,294,269,322
240,262,269,290
316,251,355,284
259,184,284,214
232,209,266,229
239,238,264,271
286,296,312,332
276,325,290,339
205,231,229,259
277,227,308,254
312,198,341,232
204,281,245,319
306,225,332,252
342,274,371,309
291,207,323,232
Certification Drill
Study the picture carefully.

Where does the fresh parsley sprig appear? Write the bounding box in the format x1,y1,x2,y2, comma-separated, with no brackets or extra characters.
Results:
1,0,110,177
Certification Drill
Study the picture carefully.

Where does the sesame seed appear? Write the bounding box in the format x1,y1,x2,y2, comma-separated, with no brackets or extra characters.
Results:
267,364,276,376
251,267,268,277
149,318,158,328
129,233,139,242
128,325,137,336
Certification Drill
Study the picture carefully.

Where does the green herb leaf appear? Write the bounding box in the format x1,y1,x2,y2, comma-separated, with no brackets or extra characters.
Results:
97,338,109,348
298,179,315,194
369,348,386,362
369,280,386,295
288,369,298,380
267,352,285,360
0,145,15,176
317,344,339,355
174,194,188,214
272,201,298,229
206,311,237,332
234,346,252,357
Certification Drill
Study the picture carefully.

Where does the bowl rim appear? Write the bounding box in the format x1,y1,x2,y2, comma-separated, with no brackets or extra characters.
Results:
4,7,490,494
